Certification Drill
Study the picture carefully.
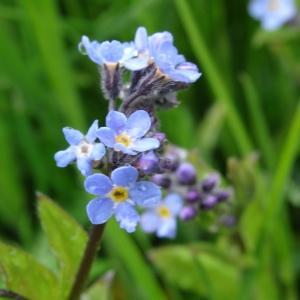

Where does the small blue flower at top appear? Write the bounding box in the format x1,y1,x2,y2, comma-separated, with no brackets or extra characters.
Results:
54,120,105,176
132,27,201,83
140,193,183,238
97,110,160,155
85,166,161,232
249,0,297,31
79,36,148,71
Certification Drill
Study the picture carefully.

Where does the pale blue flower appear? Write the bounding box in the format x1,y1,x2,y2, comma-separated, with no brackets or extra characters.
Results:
54,120,105,176
79,36,147,71
140,193,183,238
249,0,297,30
131,27,201,83
97,110,160,155
85,166,161,232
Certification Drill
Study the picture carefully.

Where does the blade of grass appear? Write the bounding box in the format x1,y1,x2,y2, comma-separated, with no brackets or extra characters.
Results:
240,73,275,169
174,0,253,156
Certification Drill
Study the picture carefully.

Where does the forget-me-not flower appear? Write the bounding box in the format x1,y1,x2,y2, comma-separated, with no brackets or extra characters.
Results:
132,27,201,83
97,110,160,155
54,120,105,176
140,193,183,238
249,0,297,31
79,36,148,71
85,166,161,232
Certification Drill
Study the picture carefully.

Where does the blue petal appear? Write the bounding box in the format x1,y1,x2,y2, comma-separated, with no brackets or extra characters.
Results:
134,27,149,52
115,202,140,233
129,181,161,207
86,197,114,224
165,193,183,215
86,120,99,143
63,127,83,145
80,36,103,65
90,143,106,161
140,211,159,233
99,41,124,63
84,174,112,196
123,57,149,71
126,110,151,138
114,143,137,155
77,157,93,176
111,166,138,187
157,218,177,239
97,127,116,147
106,111,127,134
131,138,160,152
54,148,76,167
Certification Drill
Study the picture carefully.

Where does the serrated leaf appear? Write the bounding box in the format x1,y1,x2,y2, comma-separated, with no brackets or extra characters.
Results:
150,244,240,300
0,241,58,300
38,193,88,299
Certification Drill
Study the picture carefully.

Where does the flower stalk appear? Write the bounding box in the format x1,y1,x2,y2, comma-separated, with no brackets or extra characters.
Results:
67,223,106,300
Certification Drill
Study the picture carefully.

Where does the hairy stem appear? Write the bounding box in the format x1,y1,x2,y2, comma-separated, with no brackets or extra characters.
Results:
67,223,106,300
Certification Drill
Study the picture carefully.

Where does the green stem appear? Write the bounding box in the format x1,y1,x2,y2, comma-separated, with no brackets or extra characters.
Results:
68,223,106,300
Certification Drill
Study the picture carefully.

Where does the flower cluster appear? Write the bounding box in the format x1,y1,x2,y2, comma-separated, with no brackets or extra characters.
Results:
54,27,232,238
248,0,297,31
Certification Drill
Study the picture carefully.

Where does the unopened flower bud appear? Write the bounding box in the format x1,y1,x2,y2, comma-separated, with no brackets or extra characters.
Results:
151,174,171,189
201,174,219,192
179,206,197,221
200,195,218,210
159,155,179,171
138,151,159,174
186,189,201,203
215,190,230,202
219,215,236,227
176,163,196,185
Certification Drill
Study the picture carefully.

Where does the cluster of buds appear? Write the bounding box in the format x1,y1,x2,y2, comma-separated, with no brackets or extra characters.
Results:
54,27,232,238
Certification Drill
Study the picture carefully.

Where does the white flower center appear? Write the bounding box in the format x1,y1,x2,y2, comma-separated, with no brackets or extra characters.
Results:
76,141,93,157
268,0,280,11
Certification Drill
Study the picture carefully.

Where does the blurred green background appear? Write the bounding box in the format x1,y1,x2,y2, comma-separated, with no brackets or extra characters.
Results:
0,0,300,299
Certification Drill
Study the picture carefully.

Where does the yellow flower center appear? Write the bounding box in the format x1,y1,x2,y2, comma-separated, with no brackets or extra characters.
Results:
157,205,171,218
115,132,132,147
268,0,280,11
110,186,129,202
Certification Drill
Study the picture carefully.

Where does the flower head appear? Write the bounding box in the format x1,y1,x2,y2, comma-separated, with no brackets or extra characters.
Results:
132,27,201,83
54,120,105,176
85,166,161,232
249,0,297,31
140,193,183,238
97,110,159,155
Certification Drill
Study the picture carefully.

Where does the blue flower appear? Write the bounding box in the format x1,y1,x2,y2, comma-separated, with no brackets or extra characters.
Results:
84,166,161,232
132,27,201,83
54,120,105,176
140,193,183,238
249,0,297,31
97,110,160,155
79,36,147,71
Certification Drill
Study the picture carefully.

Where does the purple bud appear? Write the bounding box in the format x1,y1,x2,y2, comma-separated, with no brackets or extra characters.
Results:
201,174,219,192
200,195,218,210
159,155,179,171
176,163,197,185
151,174,171,189
186,189,201,203
179,206,198,221
152,132,166,144
138,151,159,174
215,191,230,202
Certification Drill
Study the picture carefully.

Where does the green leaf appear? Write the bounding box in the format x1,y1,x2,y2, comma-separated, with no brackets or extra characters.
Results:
0,241,58,300
150,244,240,300
83,272,114,300
38,193,88,299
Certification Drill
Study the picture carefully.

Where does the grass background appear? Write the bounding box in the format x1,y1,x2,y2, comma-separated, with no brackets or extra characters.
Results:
0,0,300,299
